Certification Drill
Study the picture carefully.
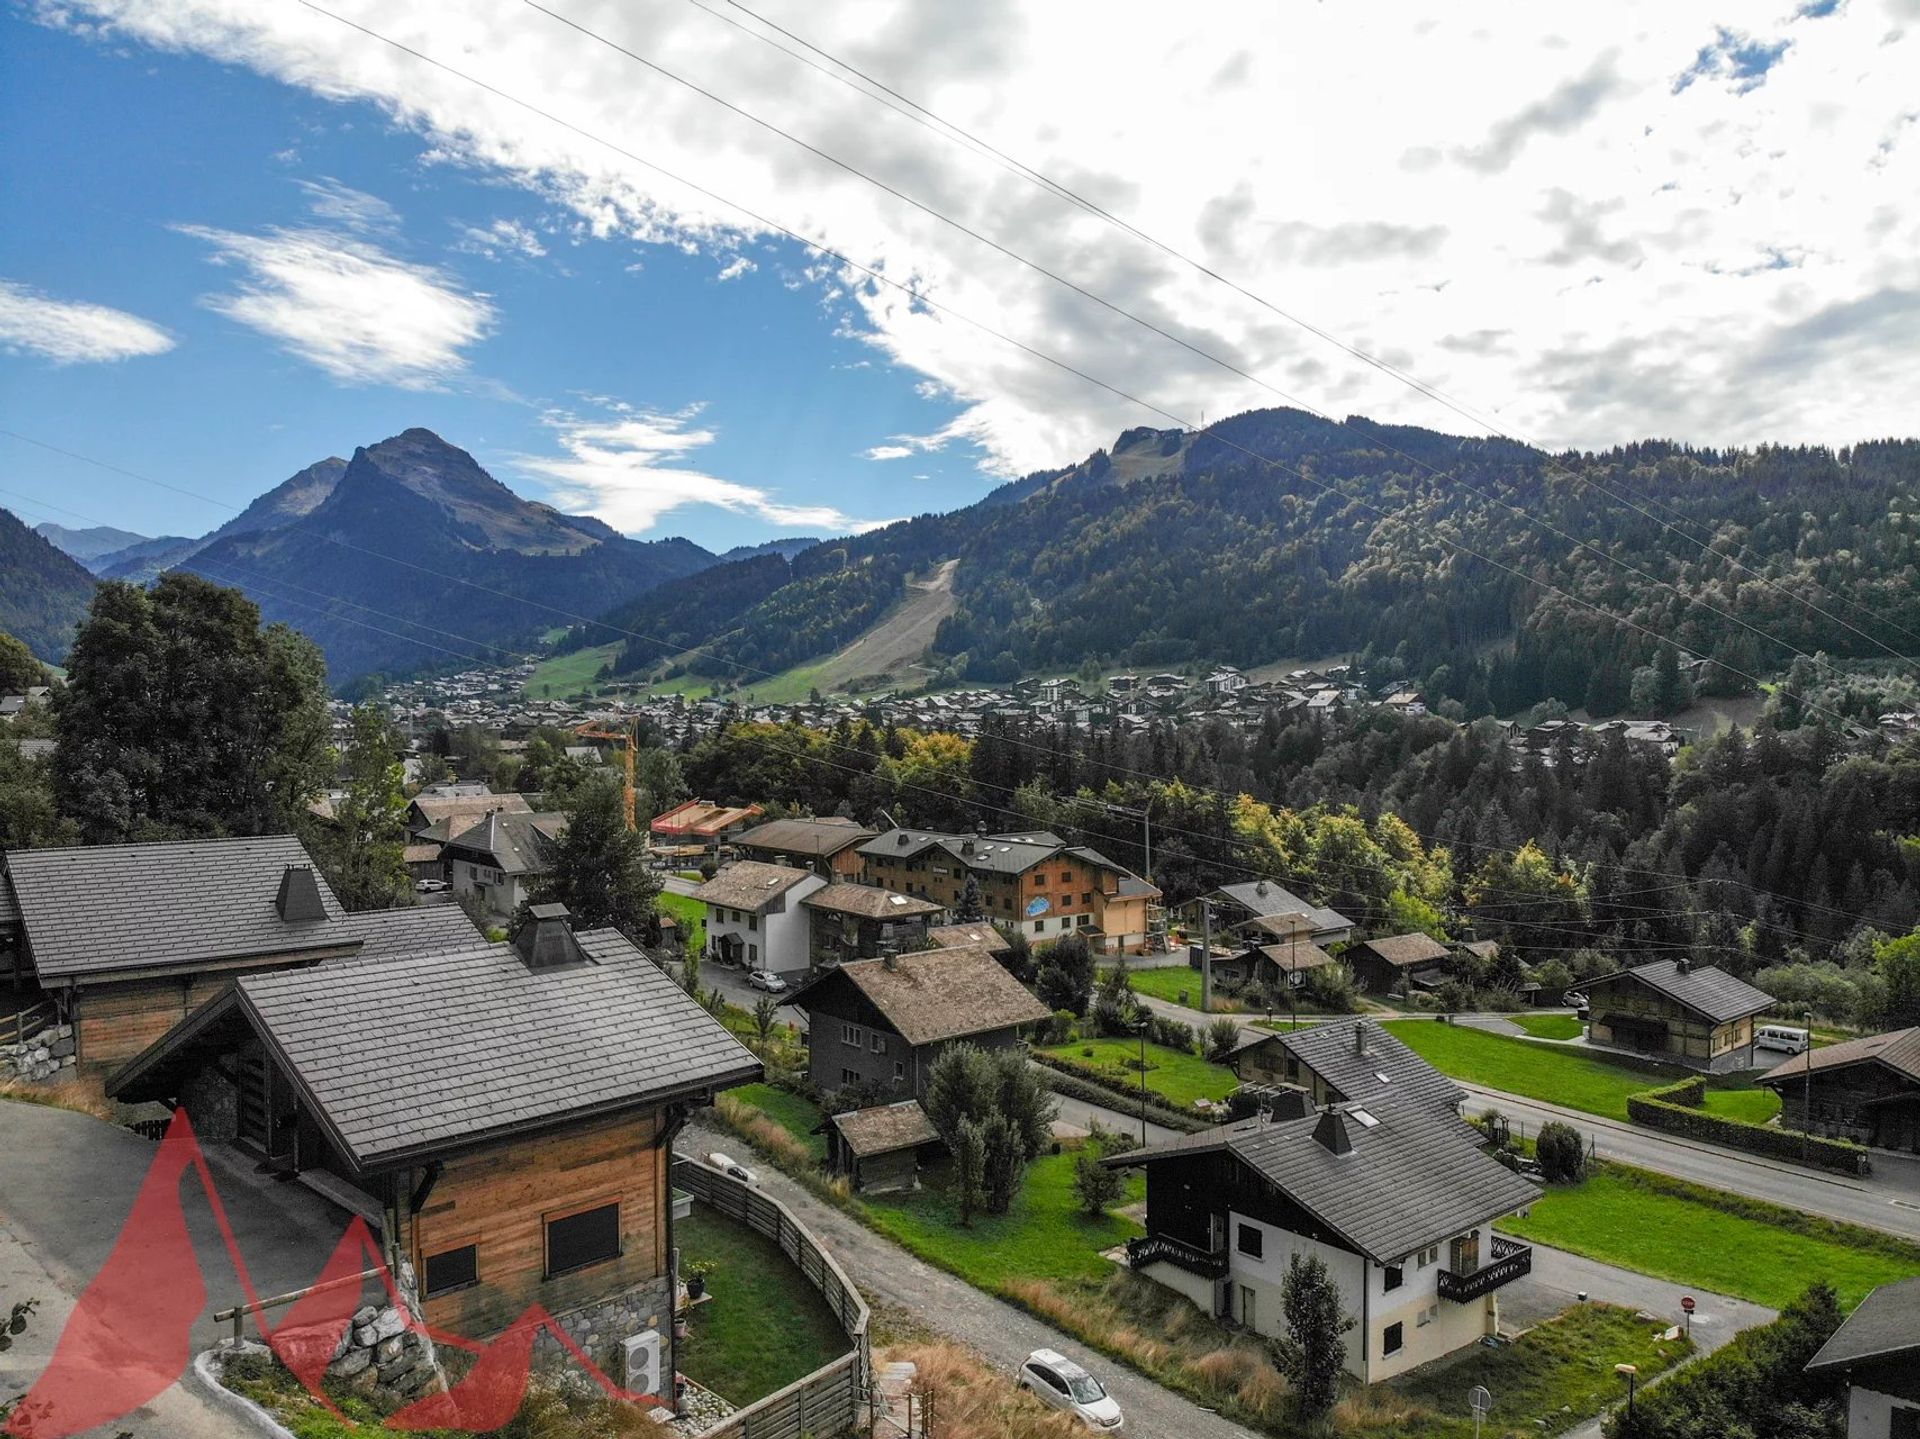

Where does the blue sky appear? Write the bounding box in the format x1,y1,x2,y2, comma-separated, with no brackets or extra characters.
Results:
0,14,978,551
2,0,1915,558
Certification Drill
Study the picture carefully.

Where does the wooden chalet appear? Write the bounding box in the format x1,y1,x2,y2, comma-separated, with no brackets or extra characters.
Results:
733,818,876,880
1760,1026,1920,1154
108,905,760,1394
1348,933,1452,995
1228,1019,1468,1127
1,836,478,1068
1584,959,1773,1072
826,1100,940,1194
801,883,945,967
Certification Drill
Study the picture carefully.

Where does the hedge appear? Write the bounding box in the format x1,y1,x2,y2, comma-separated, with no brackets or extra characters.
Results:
1030,1053,1213,1134
1627,1076,1870,1175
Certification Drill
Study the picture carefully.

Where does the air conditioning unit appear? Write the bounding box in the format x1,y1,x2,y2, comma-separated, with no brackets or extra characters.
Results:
622,1329,661,1394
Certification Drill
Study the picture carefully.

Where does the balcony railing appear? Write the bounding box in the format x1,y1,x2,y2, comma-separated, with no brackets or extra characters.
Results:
1126,1234,1229,1280
1436,1236,1532,1303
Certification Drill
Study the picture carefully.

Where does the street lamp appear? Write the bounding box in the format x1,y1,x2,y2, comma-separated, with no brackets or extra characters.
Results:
1615,1363,1638,1416
1130,1015,1151,1147
1802,1007,1814,1163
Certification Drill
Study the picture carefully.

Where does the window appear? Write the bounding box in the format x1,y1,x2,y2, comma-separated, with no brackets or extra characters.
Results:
1082,893,1092,907
893,1061,905,1081
1383,1265,1403,1292
869,1032,888,1055
423,1244,477,1297
1239,1285,1257,1331
1060,872,1071,885
1035,919,1046,933
1415,1244,1438,1268
1032,1365,1067,1395
841,1067,861,1086
545,1202,620,1277
747,944,757,964
1416,1304,1436,1328
842,1023,862,1047
1890,1407,1919,1439
1236,1223,1263,1258
1383,1322,1403,1357
1078,914,1093,928
747,914,758,931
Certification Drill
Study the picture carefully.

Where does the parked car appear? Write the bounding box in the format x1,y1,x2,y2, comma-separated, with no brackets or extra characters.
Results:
414,878,449,894
1755,1024,1810,1054
705,1151,757,1185
748,970,788,993
1017,1349,1124,1430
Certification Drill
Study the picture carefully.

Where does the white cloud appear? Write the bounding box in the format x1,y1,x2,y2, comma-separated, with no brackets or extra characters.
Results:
516,403,893,534
37,0,1920,457
455,217,547,260
0,278,175,364
297,176,398,232
714,255,756,281
864,444,914,461
178,222,493,388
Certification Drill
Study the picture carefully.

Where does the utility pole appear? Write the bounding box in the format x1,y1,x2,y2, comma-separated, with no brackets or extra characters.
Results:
1199,898,1214,1015
1802,1007,1813,1163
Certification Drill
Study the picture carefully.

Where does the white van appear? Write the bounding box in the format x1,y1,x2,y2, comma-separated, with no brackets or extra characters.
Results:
1755,1025,1810,1054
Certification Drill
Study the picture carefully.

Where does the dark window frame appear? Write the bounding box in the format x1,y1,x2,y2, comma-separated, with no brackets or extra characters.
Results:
544,1200,622,1279
1383,1321,1404,1357
1384,1265,1403,1292
422,1242,478,1298
1236,1223,1263,1258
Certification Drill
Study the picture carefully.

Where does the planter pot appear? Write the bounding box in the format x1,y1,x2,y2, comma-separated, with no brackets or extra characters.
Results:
687,1276,706,1300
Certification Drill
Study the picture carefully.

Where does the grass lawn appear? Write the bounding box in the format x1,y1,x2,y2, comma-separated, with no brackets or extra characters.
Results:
723,1081,827,1160
1500,1164,1920,1310
676,1205,850,1406
1038,1036,1239,1107
864,1151,1144,1288
1121,964,1205,1006
1389,1302,1690,1438
1510,1013,1584,1041
1384,1019,1687,1121
1700,1083,1781,1124
657,890,707,953
522,641,620,698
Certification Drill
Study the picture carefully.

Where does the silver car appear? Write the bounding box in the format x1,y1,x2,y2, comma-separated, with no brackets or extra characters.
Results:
1017,1349,1124,1431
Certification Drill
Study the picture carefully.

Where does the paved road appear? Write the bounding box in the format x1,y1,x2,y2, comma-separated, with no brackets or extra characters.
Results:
1047,1088,1185,1148
1133,994,1920,1240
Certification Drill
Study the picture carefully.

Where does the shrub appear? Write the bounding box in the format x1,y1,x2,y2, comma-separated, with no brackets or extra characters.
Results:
1072,1146,1126,1216
1302,963,1357,1012
1029,1055,1211,1133
1628,1077,1870,1176
1204,1017,1243,1064
1040,1009,1076,1045
1434,977,1478,1012
1536,1120,1587,1183
1149,1015,1195,1053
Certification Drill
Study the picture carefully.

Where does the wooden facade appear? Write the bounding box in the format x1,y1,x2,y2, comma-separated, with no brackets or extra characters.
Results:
1773,1064,1920,1154
796,976,1024,1100
860,845,1153,953
1587,977,1756,1071
72,953,352,1068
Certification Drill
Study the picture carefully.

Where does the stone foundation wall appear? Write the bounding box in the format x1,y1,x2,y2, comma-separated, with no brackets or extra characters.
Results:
177,1059,239,1140
0,1022,76,1082
532,1277,675,1401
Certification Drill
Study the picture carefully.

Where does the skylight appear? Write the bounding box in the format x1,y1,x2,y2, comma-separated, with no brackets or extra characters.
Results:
1348,1108,1380,1128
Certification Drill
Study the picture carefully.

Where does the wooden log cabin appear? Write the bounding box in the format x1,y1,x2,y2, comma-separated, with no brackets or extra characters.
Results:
2,836,478,1069
107,905,760,1393
1583,958,1774,1073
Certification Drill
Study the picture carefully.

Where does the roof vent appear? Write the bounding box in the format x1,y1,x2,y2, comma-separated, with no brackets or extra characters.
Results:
1353,1020,1371,1059
898,833,911,846
1312,1108,1353,1156
1255,880,1268,896
1675,957,1692,976
1266,1086,1313,1121
513,902,586,970
275,865,328,923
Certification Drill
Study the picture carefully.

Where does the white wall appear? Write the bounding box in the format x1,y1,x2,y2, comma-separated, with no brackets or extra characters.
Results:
705,873,827,973
1225,1213,1367,1374
1849,1386,1920,1439
448,857,523,918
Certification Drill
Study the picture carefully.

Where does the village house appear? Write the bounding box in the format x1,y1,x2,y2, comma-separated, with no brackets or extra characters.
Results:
802,883,946,967
1348,932,1453,995
108,905,759,1396
1803,1274,1920,1438
1205,878,1355,947
1759,1026,1920,1155
0,836,477,1070
1228,1019,1468,1125
732,817,877,879
1583,958,1774,1072
405,784,531,838
648,798,765,854
441,809,568,920
783,945,1048,1099
825,1099,942,1195
925,921,1014,963
1105,1095,1539,1383
857,827,1161,954
1205,931,1336,996
687,860,827,975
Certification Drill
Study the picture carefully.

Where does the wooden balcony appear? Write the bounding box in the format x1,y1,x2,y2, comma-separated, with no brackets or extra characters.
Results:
1437,1235,1532,1303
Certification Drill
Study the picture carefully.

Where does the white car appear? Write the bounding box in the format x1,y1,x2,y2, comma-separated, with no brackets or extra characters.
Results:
747,970,789,993
414,878,449,894
1017,1349,1124,1431
705,1151,757,1185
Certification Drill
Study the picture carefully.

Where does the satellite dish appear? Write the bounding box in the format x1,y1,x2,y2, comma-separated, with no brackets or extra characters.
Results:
1468,1386,1492,1415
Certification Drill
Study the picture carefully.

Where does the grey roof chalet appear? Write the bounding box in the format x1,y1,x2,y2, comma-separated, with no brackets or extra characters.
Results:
4,836,351,982
1805,1274,1920,1371
1590,959,1774,1024
927,922,1011,957
407,790,530,834
109,926,759,1172
735,817,876,859
690,860,818,912
1214,879,1352,936
801,883,944,921
443,810,566,876
1357,933,1451,969
1107,1104,1539,1264
788,945,1048,1046
1280,1018,1466,1117
1760,1025,1920,1088
334,905,483,960
858,828,1060,877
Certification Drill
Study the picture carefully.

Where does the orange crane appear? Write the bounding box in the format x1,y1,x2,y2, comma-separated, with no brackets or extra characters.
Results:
572,719,639,830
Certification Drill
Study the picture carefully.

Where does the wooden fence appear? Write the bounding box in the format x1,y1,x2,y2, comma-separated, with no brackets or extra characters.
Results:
672,1159,871,1439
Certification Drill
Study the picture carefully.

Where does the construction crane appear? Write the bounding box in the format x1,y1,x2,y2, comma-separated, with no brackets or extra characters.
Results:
572,719,639,831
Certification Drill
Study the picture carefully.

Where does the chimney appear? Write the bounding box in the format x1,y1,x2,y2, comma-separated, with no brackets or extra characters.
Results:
513,903,584,969
961,838,975,856
1353,1020,1370,1059
897,832,911,846
276,865,327,923
1267,1085,1313,1122
1312,1108,1353,1156
1674,957,1692,976
1255,880,1268,896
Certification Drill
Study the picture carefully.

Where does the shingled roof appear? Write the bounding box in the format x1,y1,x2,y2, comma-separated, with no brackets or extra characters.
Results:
801,883,944,921
1805,1274,1920,1372
407,791,530,834
830,1100,940,1158
1759,1025,1920,1088
1278,1018,1466,1117
4,836,351,982
1107,1104,1539,1263
1590,959,1774,1024
1357,933,1451,969
109,927,760,1172
690,860,819,912
736,817,875,859
335,905,483,960
1214,879,1352,936
442,811,567,876
789,946,1048,1046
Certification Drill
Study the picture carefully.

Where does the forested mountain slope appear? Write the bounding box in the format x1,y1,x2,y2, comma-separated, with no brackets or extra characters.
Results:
0,507,99,661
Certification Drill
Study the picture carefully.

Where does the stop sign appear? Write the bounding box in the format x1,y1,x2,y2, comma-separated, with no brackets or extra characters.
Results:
1681,1296,1696,1313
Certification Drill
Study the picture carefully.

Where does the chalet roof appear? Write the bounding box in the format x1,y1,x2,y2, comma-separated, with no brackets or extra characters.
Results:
443,810,566,876
1256,938,1334,974
858,828,1059,877
1358,933,1451,969
1108,1104,1539,1263
690,860,818,912
4,836,349,982
1213,880,1352,936
109,928,758,1172
790,946,1048,1046
829,1100,940,1158
1759,1025,1920,1088
926,922,1011,957
650,798,764,839
735,817,876,859
801,883,944,921
1805,1275,1920,1371
335,905,482,960
407,791,530,832
1459,940,1501,961
1279,1019,1466,1117
1589,959,1774,1025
